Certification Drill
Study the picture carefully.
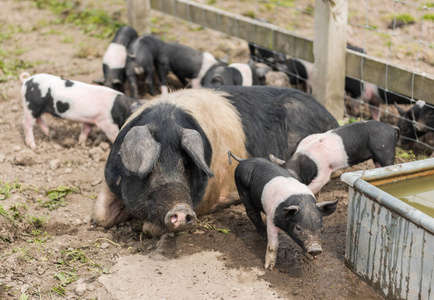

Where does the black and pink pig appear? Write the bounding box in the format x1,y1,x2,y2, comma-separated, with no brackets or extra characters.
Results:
270,120,399,194
94,26,138,91
20,72,138,149
228,151,338,269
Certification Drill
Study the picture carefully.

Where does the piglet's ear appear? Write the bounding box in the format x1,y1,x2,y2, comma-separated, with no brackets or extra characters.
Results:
269,154,286,165
316,199,339,216
181,128,214,178
283,205,300,216
119,125,161,178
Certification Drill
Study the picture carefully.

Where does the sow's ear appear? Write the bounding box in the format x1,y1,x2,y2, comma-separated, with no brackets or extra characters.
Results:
119,125,161,177
181,128,215,178
316,199,339,216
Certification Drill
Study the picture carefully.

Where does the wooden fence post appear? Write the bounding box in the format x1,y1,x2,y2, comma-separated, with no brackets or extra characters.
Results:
312,0,348,121
127,0,151,35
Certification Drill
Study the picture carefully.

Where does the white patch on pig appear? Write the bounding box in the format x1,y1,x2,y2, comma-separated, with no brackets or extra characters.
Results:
261,176,313,217
103,43,128,69
295,132,349,193
194,52,218,85
416,100,426,108
229,63,252,86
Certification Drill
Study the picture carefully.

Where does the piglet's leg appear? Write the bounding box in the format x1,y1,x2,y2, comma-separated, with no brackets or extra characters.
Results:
264,218,280,270
78,123,94,147
92,182,131,228
23,112,36,149
99,121,120,144
238,187,267,239
36,117,50,136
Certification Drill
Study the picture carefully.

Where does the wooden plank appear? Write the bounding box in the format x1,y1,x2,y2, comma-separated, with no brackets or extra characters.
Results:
148,0,433,105
312,0,348,119
127,0,151,35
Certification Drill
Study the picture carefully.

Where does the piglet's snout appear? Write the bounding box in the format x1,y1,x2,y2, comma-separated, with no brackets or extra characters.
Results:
164,204,197,232
307,242,323,257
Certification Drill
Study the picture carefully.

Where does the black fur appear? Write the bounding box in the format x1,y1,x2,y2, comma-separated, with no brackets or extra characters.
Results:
126,34,165,97
334,120,398,166
285,154,318,186
56,101,69,113
217,86,339,160
105,102,213,224
64,80,74,87
157,42,205,86
110,94,136,128
25,79,59,118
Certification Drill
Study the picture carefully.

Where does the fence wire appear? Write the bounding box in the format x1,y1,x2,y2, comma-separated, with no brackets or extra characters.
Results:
174,0,434,153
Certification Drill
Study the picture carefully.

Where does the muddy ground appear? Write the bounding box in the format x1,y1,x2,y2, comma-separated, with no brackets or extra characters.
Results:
0,0,431,299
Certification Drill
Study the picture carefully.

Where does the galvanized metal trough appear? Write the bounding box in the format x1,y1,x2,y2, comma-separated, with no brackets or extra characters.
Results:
341,158,434,300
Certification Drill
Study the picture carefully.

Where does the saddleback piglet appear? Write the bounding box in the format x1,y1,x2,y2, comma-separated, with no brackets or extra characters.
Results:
228,151,338,269
201,62,262,87
20,72,138,149
270,120,399,194
125,34,165,98
94,26,138,91
156,42,219,93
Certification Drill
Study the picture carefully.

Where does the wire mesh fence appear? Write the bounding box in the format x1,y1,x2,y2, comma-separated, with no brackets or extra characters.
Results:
150,0,434,154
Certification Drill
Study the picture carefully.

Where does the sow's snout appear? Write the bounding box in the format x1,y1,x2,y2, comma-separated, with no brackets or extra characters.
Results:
164,203,197,232
306,242,323,257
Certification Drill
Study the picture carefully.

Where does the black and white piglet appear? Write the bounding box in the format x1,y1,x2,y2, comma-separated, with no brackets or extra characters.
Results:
156,42,219,93
201,62,262,87
228,151,338,269
270,120,399,194
20,72,138,149
94,26,138,91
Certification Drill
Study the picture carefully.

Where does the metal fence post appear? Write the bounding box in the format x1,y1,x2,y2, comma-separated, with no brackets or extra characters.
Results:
312,0,348,120
127,0,151,35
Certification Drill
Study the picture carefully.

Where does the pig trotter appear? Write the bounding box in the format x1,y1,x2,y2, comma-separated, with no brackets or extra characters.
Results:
265,244,277,269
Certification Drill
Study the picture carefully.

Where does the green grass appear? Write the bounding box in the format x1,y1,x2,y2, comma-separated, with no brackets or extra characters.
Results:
0,24,28,43
423,13,434,21
243,11,255,19
38,185,79,210
32,0,125,39
395,13,416,24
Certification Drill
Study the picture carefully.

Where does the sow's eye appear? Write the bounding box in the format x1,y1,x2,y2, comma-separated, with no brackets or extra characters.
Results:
295,225,302,232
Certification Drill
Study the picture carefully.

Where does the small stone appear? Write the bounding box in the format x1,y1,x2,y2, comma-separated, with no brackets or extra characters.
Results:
65,168,72,174
99,142,110,151
75,283,87,296
49,159,61,170
100,242,110,249
21,284,30,293
0,154,5,163
14,149,36,165
13,145,22,152
11,105,20,112
52,144,63,151
89,147,104,162
91,178,102,186
61,137,76,148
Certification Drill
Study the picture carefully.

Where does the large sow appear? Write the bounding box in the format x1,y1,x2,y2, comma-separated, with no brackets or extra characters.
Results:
92,86,339,236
